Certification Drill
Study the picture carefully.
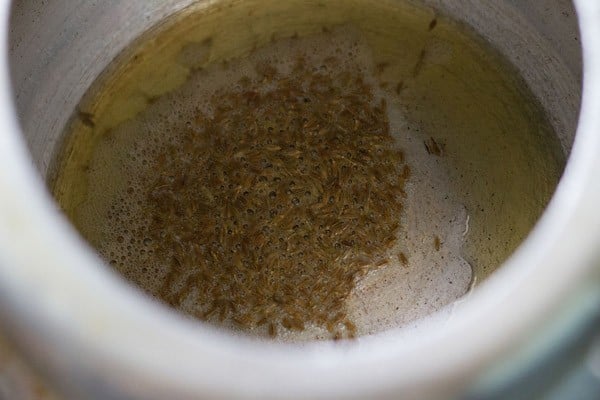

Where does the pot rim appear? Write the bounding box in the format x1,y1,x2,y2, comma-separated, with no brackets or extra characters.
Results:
0,0,599,398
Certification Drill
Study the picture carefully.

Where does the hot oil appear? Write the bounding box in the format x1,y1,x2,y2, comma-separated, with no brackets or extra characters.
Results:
51,0,564,341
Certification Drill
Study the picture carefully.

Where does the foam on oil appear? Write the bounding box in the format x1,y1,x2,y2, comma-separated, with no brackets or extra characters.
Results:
52,0,563,340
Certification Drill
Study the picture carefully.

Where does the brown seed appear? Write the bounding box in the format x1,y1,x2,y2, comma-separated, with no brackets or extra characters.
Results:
428,18,438,31
268,323,277,337
398,252,409,267
77,110,96,128
395,81,404,95
344,319,357,335
424,137,444,156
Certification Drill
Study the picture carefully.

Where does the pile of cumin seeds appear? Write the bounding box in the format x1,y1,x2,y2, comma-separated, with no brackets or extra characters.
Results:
141,44,408,340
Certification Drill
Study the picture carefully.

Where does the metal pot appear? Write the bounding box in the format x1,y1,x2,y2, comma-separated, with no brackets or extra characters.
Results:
1,0,599,398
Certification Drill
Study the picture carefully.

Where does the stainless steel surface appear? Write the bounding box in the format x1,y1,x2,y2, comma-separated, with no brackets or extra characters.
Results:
0,0,598,399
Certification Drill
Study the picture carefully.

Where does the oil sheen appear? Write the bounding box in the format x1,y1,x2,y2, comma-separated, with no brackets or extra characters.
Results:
51,0,564,341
